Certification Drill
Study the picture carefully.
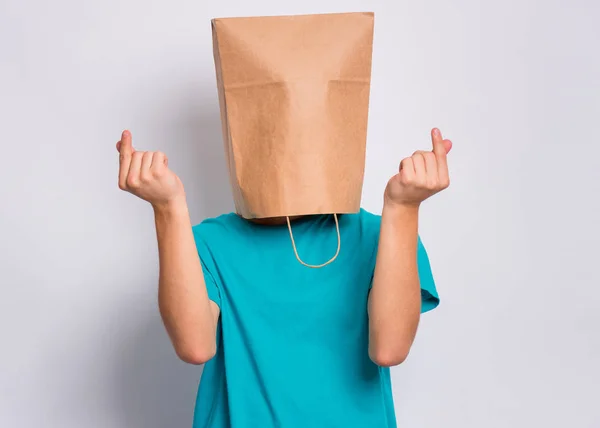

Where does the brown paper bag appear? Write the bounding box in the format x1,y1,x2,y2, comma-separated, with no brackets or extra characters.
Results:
211,12,375,220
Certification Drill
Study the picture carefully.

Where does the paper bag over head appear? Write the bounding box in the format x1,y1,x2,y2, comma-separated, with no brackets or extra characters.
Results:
212,12,375,219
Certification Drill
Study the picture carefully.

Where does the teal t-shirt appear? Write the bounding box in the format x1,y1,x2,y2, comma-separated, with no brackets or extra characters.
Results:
191,209,439,428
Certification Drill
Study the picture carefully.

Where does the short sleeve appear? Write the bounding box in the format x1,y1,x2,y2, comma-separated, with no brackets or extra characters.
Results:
417,236,439,313
192,227,222,308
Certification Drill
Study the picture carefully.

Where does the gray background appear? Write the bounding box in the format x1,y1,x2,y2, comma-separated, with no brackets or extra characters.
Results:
1,0,599,427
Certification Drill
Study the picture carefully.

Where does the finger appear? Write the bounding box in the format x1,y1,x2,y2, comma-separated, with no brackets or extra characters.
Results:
436,139,450,182
423,151,437,178
119,130,134,155
118,130,134,189
116,141,121,152
127,151,144,189
431,128,446,157
438,140,451,188
399,157,415,182
412,152,426,182
141,151,154,181
443,139,452,154
413,150,434,173
151,151,168,171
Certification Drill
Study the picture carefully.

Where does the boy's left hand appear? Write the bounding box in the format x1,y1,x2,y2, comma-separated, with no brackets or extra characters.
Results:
384,128,452,208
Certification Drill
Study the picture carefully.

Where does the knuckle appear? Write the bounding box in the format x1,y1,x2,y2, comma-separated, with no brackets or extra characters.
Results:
403,175,416,186
126,176,140,188
425,175,439,188
118,181,127,191
152,167,165,178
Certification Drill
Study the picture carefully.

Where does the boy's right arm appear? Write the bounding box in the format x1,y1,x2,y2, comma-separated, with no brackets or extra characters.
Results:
117,130,219,365
154,202,220,364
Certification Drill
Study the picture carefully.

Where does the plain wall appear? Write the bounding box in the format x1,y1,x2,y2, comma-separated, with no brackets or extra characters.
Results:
1,0,599,426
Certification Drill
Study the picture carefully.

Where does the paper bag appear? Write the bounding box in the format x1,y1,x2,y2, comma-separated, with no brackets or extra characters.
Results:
211,12,374,219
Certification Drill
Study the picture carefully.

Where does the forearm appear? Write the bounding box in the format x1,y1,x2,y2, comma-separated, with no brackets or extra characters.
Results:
154,198,217,364
368,202,421,366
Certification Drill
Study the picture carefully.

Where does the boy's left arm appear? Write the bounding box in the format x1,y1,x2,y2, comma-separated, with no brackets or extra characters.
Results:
368,128,451,367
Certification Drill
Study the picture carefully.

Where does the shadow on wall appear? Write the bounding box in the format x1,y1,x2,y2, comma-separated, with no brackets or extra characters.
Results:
109,83,231,427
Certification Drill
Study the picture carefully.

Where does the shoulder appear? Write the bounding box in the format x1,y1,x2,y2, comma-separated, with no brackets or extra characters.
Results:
193,212,240,234
358,208,381,229
192,213,242,248
344,208,381,237
339,208,381,252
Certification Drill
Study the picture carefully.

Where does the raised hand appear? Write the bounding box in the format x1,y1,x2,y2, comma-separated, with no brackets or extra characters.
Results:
384,128,452,207
117,130,185,208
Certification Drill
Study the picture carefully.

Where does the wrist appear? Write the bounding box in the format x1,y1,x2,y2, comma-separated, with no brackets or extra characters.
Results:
152,194,189,218
383,198,420,218
381,201,419,239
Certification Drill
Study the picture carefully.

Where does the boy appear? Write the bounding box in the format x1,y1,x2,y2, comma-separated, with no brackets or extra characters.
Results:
116,126,451,427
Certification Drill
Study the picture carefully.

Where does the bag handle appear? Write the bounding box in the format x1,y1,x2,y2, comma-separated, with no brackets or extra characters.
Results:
286,214,340,268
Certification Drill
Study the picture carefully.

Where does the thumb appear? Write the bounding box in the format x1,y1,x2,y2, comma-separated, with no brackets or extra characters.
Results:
431,128,446,156
118,130,134,154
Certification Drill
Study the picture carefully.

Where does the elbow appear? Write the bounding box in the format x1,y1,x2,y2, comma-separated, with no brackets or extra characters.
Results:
370,347,411,368
175,343,216,365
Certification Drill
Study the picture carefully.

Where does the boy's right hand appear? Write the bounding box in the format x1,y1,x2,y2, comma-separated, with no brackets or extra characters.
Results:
117,130,185,209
